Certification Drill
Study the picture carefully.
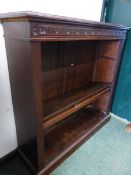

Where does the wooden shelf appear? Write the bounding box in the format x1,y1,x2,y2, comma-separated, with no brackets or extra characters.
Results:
1,11,127,175
44,108,110,165
43,82,110,129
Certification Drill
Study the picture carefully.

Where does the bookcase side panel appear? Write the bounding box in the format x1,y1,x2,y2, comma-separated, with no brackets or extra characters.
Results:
93,40,125,113
3,22,44,172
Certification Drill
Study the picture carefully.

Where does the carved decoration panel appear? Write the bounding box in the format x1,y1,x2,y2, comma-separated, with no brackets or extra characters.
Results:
30,23,127,40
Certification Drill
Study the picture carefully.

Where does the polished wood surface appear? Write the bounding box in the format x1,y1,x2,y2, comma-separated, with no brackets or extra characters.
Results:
41,41,96,100
0,11,128,29
43,82,110,129
0,11,128,175
43,83,110,118
0,12,128,42
43,108,110,174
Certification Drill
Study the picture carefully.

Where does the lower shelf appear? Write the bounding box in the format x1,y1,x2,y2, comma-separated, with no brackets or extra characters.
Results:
43,82,110,129
44,108,110,166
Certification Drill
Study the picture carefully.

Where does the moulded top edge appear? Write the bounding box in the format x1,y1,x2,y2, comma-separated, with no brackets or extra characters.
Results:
0,11,129,30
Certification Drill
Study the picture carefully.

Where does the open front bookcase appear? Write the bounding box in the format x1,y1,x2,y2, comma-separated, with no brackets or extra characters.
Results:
0,11,128,175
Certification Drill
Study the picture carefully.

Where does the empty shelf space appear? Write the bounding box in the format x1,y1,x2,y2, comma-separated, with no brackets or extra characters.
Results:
43,82,110,128
44,108,110,165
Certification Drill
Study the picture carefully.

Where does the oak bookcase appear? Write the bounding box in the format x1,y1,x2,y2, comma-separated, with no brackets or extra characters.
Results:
0,11,128,175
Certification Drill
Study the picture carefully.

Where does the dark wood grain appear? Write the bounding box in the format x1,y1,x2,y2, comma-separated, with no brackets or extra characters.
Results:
0,11,128,29
3,22,44,172
92,91,110,113
43,88,109,130
41,41,97,100
0,12,128,41
4,37,38,169
98,41,121,59
43,82,110,119
94,41,121,83
1,11,128,175
41,42,58,100
106,40,126,114
44,108,110,168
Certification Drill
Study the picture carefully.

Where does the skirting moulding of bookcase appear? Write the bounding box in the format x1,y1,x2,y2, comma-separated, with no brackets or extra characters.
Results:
0,11,128,175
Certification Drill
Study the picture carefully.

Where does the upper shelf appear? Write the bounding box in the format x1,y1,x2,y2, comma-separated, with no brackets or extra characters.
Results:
0,11,129,41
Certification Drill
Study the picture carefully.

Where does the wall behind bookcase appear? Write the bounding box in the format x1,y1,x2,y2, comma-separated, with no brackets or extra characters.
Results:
0,0,103,158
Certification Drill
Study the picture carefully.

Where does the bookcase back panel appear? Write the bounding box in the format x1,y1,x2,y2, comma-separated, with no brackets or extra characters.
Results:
41,41,97,101
74,42,96,88
41,42,58,100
